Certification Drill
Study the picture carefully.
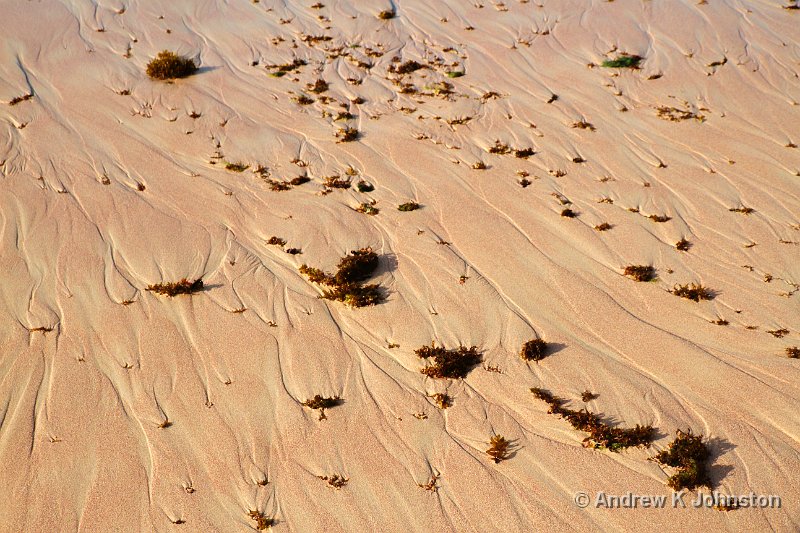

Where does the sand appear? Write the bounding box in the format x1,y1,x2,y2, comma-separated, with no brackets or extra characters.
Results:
0,0,798,531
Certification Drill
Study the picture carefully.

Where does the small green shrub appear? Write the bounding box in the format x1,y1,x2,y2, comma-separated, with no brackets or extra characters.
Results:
146,50,198,80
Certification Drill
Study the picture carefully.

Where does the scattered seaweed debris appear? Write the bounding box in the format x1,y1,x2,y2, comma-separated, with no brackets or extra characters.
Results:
520,339,549,361
146,278,203,296
418,474,440,492
248,510,274,531
530,388,655,451
623,265,656,282
785,347,799,359
486,435,512,463
595,222,612,231
670,283,714,302
571,120,596,131
9,94,33,106
601,54,643,69
377,9,396,20
729,206,755,215
302,395,343,420
676,238,692,251
581,391,598,402
415,343,482,379
651,429,711,491
428,393,452,409
656,106,705,122
146,50,197,80
318,474,349,489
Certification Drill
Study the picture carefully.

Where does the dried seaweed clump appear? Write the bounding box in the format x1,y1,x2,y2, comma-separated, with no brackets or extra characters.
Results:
530,387,655,451
302,395,343,420
675,238,691,251
785,346,799,359
520,339,548,361
146,278,203,296
299,248,383,307
146,50,198,80
416,343,482,379
321,284,383,307
398,201,420,212
428,393,452,409
623,265,656,282
306,78,329,93
651,429,711,491
656,106,705,122
388,60,425,75
377,9,396,19
318,474,349,488
670,283,714,302
486,435,512,463
248,510,274,530
335,126,359,142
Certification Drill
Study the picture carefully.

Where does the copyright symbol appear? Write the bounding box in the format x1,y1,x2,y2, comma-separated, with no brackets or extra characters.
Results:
574,491,590,508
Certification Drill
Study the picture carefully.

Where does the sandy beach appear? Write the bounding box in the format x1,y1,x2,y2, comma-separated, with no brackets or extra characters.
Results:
0,0,798,531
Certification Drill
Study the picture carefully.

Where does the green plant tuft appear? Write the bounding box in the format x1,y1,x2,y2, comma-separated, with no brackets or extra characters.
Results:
601,54,643,69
